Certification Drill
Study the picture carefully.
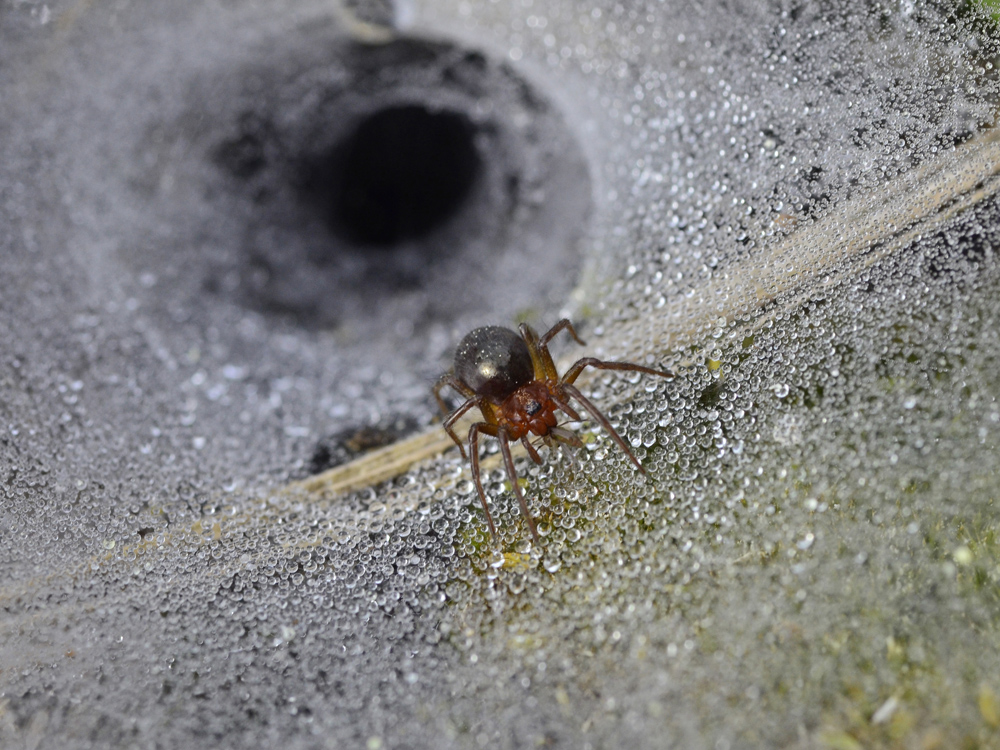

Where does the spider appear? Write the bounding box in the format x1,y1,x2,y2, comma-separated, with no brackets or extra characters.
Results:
434,319,673,543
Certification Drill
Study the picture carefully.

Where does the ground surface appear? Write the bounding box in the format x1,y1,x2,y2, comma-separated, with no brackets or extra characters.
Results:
2,0,999,747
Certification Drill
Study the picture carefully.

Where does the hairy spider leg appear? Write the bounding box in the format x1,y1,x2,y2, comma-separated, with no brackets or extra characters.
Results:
468,421,540,542
468,421,499,540
497,428,540,541
537,318,586,348
547,392,582,422
434,374,480,458
547,425,584,448
526,318,587,383
520,436,543,464
547,427,587,474
442,398,480,459
558,359,673,476
561,382,649,476
433,373,475,414
517,323,562,383
540,427,588,476
562,357,674,386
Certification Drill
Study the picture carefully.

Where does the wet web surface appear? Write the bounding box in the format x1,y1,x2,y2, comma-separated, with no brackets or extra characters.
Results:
2,0,1000,748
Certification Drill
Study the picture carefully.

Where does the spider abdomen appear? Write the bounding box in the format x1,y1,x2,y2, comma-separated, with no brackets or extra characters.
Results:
454,326,534,403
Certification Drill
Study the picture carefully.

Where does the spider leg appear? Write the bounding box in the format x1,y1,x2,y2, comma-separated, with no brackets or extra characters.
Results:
520,436,543,464
544,429,588,475
562,357,674,386
537,318,586,348
468,422,499,542
517,323,558,382
443,397,481,459
521,319,587,385
561,382,647,476
433,373,476,415
548,425,584,448
549,392,582,422
498,427,540,542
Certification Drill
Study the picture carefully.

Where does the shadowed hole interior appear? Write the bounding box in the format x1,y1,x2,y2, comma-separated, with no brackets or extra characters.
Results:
306,105,482,247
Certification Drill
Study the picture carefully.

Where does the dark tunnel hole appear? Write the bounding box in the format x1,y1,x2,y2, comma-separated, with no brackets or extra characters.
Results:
305,105,482,247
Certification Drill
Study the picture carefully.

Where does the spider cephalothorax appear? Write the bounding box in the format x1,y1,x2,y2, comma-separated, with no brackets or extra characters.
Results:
434,319,673,542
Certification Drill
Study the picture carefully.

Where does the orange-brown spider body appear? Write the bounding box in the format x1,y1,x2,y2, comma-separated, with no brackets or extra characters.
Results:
492,382,560,440
434,319,673,543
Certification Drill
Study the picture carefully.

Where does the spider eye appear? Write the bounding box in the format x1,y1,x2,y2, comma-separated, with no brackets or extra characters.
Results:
525,400,542,416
